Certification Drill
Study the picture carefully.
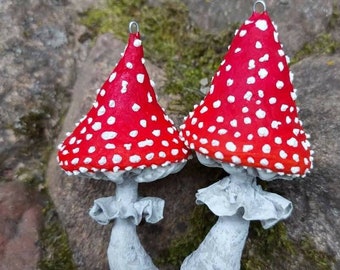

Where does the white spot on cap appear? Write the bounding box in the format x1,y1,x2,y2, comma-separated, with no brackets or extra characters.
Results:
200,106,208,114
159,151,166,158
227,95,235,103
232,156,241,164
242,107,249,113
71,158,79,165
105,143,116,149
258,68,268,79
109,100,115,108
243,145,253,152
138,139,154,147
244,91,252,101
226,65,232,71
130,155,141,163
98,156,107,165
112,154,122,164
262,144,271,154
226,142,237,152
278,49,285,56
230,119,237,127
258,127,269,137
247,77,256,84
129,130,138,138
86,134,93,140
280,150,288,159
248,59,255,69
216,116,224,123
97,106,106,116
147,92,153,103
244,117,251,124
215,151,224,159
227,79,234,86
88,146,96,153
274,31,279,42
258,90,264,98
126,62,133,69
255,41,262,49
275,163,284,170
208,126,216,133
293,154,300,162
260,158,269,166
152,130,161,137
171,149,179,156
69,137,76,145
92,122,102,131
121,81,128,94
84,157,92,164
72,148,79,154
239,30,247,37
140,119,147,127
133,39,142,47
146,153,154,160
132,103,141,112
107,116,116,125
109,72,117,82
100,89,106,96
278,62,284,71
212,140,220,147
291,167,300,174
269,97,277,104
275,137,282,144
256,20,268,31
218,129,227,135
256,109,266,119
247,157,255,163
102,131,117,140
137,74,145,83
287,137,298,147
281,104,289,112
234,48,241,53
276,81,284,89
213,100,221,108
271,121,282,129
259,54,269,62
161,140,169,147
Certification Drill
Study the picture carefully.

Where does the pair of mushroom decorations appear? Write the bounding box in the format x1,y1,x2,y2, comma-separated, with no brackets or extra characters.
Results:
57,1,313,270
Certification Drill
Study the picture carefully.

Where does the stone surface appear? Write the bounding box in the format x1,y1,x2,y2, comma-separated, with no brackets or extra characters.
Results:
1,0,340,269
180,0,335,56
286,55,340,268
0,182,42,270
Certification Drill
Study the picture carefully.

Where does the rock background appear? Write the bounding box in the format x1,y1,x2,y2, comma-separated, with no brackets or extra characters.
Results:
1,0,339,269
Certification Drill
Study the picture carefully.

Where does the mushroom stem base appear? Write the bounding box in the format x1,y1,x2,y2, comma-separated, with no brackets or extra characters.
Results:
108,218,157,270
181,213,250,270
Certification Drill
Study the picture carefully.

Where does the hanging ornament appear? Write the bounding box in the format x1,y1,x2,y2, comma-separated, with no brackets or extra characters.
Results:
180,1,313,269
57,21,189,270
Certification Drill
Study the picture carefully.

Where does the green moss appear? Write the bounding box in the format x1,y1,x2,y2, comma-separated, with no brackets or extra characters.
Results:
157,205,217,267
242,222,335,270
80,0,235,113
38,200,76,270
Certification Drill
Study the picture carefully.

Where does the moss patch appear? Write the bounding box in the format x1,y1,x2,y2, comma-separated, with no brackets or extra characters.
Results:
80,0,235,114
38,200,76,270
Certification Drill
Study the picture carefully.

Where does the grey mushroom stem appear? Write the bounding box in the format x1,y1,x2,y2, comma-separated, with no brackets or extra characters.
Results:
181,214,250,270
181,168,293,270
107,177,157,270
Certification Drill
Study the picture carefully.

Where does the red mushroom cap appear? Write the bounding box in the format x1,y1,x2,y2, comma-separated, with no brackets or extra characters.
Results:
58,30,189,175
180,11,313,177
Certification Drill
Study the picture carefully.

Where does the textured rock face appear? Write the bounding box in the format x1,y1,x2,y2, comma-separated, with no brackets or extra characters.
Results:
0,182,42,270
287,55,340,267
180,0,335,55
1,0,340,269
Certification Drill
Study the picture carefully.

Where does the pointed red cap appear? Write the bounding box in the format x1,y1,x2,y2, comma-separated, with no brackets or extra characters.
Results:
58,30,189,175
180,11,313,177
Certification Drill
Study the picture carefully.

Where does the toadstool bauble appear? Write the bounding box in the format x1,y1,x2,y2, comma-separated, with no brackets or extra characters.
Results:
180,4,313,177
57,21,189,270
180,2,313,269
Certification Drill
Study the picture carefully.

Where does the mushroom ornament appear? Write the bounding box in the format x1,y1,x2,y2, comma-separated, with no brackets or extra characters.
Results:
179,2,313,270
57,21,189,270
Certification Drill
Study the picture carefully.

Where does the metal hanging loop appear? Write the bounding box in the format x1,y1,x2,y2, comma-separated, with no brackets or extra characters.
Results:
253,0,267,12
129,21,140,33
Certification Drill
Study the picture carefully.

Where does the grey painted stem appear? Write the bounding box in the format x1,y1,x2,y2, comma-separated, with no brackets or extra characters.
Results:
181,214,250,270
107,178,157,270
